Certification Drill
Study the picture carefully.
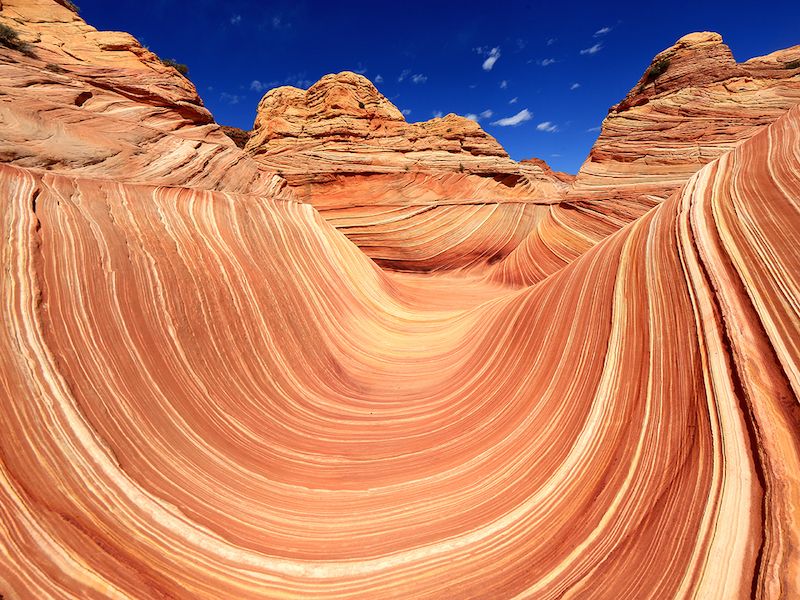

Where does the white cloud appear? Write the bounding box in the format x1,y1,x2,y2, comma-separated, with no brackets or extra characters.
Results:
432,110,444,118
587,126,602,132
551,153,562,157
509,96,518,104
253,74,313,91
353,63,367,75
537,121,559,132
230,14,242,25
570,83,581,90
463,109,494,122
220,92,241,105
374,74,383,83
538,58,556,66
594,26,612,37
401,108,412,116
482,47,501,71
271,15,284,29
546,37,556,46
398,71,427,84
500,80,508,89
491,108,533,127
580,43,603,55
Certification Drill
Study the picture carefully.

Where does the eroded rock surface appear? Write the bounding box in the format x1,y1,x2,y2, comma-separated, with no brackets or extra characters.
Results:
1,5,800,599
245,71,568,270
0,0,288,197
569,31,800,204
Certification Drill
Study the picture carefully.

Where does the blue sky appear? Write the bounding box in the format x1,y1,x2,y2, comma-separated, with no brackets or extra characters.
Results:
77,0,799,173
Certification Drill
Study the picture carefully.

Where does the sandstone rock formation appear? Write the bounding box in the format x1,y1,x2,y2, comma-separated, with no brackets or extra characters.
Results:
2,3,800,599
0,0,288,197
246,71,561,193
220,125,251,149
569,31,800,204
245,71,567,271
490,32,800,287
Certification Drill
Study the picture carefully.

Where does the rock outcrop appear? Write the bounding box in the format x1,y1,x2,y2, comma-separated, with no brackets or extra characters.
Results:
2,4,800,599
246,71,560,192
0,0,288,197
569,31,800,204
245,72,568,271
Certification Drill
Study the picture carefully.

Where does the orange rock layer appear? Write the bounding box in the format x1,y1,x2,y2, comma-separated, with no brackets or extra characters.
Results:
244,71,568,270
569,32,800,205
1,3,800,599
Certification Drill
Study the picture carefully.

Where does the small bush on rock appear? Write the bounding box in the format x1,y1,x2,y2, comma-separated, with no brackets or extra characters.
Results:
56,0,80,12
0,23,33,55
645,58,671,82
161,58,189,76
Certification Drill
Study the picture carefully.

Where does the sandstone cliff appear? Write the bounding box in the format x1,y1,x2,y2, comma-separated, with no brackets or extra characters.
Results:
246,71,563,195
0,0,288,197
569,31,800,204
245,71,568,271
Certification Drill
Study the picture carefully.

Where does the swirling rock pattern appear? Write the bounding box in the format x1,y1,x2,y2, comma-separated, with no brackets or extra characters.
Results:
2,3,800,599
245,71,568,271
0,0,288,198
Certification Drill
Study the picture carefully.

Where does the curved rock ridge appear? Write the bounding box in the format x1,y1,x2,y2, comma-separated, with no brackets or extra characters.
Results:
0,0,288,198
245,71,568,270
569,31,800,205
2,5,800,597
2,102,799,599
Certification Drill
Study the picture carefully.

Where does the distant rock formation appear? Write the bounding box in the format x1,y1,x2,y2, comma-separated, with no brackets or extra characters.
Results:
0,0,288,198
246,71,559,191
245,71,568,270
220,126,251,149
569,31,800,204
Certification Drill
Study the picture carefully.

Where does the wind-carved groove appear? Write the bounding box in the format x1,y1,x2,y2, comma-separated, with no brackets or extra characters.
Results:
74,91,93,107
693,238,769,596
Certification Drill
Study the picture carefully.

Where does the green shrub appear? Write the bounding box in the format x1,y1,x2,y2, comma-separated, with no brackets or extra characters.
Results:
785,59,800,70
56,0,80,12
160,58,189,76
645,57,671,82
0,22,32,55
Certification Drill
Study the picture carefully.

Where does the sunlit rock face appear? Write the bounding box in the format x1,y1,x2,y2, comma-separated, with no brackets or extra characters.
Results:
2,3,800,599
245,71,569,271
569,31,800,205
487,32,800,287
0,0,289,198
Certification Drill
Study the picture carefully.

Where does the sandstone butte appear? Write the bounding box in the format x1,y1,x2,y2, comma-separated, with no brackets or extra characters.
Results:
1,1,799,599
245,71,571,271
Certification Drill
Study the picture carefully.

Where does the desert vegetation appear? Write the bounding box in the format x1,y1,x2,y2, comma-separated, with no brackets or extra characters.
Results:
160,58,189,76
